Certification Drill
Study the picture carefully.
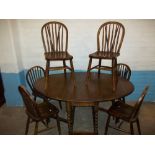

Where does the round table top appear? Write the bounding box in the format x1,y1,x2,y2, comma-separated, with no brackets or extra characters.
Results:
34,72,134,103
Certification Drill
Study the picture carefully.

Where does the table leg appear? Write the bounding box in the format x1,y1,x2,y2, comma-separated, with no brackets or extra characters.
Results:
66,102,73,135
94,104,99,134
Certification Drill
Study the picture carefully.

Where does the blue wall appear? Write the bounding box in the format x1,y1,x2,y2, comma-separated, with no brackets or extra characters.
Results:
127,71,155,101
2,71,26,106
1,70,155,106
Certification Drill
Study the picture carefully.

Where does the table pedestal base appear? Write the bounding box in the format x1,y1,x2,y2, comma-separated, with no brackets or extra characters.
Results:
66,101,99,135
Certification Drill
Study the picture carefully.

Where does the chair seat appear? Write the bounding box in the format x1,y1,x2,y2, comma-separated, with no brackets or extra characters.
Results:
37,102,59,119
45,52,73,60
89,51,120,59
108,102,135,121
105,86,149,135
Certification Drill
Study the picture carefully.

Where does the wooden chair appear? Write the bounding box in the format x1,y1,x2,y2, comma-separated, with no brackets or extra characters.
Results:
98,63,131,113
18,85,61,135
104,86,149,135
26,66,62,109
117,63,131,102
86,21,125,91
26,66,45,100
117,63,131,81
41,21,75,85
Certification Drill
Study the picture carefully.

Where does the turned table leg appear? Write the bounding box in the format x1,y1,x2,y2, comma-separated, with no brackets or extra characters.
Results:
66,102,74,135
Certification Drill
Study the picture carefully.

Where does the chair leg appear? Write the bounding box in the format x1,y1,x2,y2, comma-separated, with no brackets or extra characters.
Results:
46,118,50,127
56,115,61,135
130,122,134,135
33,95,37,101
136,118,141,135
122,97,125,103
98,59,102,78
86,57,92,81
70,59,76,87
25,116,30,135
45,60,50,79
118,120,124,129
34,121,39,135
105,115,111,135
70,58,74,72
112,100,116,106
63,60,67,76
59,100,62,110
112,58,117,91
111,100,119,123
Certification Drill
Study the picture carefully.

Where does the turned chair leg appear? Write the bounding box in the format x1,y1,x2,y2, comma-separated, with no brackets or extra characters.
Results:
105,115,111,135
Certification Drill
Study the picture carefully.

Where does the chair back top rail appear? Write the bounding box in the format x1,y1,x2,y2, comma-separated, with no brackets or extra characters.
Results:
117,63,131,80
26,66,45,92
97,21,125,53
131,85,149,119
18,85,41,120
41,21,68,53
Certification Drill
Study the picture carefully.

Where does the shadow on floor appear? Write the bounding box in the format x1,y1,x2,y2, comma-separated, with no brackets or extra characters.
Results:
0,101,155,135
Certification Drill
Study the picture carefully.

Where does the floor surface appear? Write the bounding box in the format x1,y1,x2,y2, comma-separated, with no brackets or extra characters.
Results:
0,101,155,135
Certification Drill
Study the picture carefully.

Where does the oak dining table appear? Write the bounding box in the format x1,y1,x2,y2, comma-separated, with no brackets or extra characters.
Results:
34,72,134,134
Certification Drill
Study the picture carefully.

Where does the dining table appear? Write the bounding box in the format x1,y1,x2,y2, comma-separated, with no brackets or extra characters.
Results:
34,72,134,134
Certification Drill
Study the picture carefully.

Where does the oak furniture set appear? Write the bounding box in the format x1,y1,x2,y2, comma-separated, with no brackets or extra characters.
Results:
18,21,149,135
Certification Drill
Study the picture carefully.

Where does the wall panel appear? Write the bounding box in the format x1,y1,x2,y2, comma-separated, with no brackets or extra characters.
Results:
0,19,155,105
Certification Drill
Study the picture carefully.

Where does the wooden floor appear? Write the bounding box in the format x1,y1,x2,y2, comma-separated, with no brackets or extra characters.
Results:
0,101,155,135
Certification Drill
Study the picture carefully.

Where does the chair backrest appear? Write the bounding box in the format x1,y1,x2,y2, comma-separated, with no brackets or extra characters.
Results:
131,86,149,119
26,66,45,92
41,21,68,53
117,63,131,80
18,85,40,120
97,21,125,54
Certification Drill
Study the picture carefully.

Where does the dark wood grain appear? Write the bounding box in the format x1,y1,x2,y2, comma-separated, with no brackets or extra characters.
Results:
34,72,134,103
41,21,75,85
26,66,62,109
18,85,61,135
34,72,134,134
87,21,125,91
104,86,149,135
